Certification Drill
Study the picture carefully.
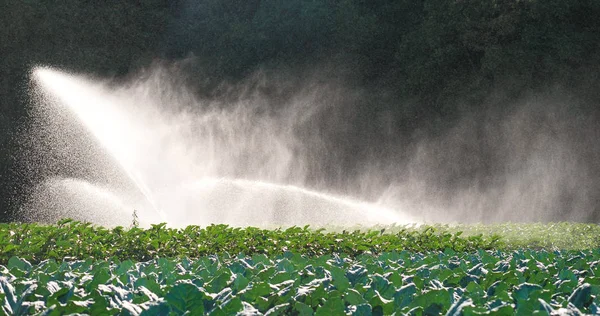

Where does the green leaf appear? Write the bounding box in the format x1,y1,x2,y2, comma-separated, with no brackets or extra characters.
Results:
387,272,403,288
265,303,290,315
133,286,160,304
232,273,250,292
86,290,114,315
141,301,171,316
294,301,314,316
134,278,162,297
206,270,233,293
86,267,111,292
243,282,272,302
216,297,244,315
465,282,485,305
315,297,344,316
329,266,350,292
0,277,17,314
352,304,372,316
270,272,294,285
46,300,90,314
394,283,417,309
446,297,473,316
346,266,368,286
368,290,394,315
116,260,134,276
276,259,296,273
345,289,367,306
7,257,32,276
568,283,592,309
538,298,555,314
371,274,395,299
513,283,543,302
48,285,76,306
410,289,451,313
165,283,206,314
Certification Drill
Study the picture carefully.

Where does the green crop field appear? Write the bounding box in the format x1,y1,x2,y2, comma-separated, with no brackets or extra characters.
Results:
1,220,600,315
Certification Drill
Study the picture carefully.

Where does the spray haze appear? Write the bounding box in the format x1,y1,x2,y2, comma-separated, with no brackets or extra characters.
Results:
27,65,418,227
377,94,599,223
23,64,599,227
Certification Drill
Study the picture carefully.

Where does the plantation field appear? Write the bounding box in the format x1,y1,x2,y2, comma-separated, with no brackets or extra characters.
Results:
2,221,600,315
3,251,600,315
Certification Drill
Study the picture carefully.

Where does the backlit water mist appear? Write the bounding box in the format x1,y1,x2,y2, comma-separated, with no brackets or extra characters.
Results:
27,67,418,228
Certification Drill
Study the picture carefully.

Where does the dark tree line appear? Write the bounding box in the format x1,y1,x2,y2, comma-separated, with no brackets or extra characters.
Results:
1,0,599,221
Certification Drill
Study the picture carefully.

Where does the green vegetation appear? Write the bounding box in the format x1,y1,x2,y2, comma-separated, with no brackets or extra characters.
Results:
356,222,600,251
2,221,600,314
433,222,600,251
0,220,500,264
4,221,600,265
3,250,600,314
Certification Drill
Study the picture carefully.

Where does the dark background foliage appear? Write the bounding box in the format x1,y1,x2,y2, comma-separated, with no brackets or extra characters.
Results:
1,0,599,222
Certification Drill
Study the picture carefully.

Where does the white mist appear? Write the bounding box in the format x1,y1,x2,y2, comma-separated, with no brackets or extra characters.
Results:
28,66,419,228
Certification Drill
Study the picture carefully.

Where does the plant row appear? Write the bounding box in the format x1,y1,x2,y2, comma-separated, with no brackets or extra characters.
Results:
0,220,501,264
2,249,600,315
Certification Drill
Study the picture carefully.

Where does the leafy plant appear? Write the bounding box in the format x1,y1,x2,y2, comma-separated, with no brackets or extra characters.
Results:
2,250,600,314
0,221,503,264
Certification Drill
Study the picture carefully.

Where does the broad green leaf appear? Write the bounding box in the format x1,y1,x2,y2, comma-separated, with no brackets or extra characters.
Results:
315,297,344,316
270,272,294,285
133,286,160,304
140,301,171,316
232,273,250,292
329,266,350,292
85,289,114,315
116,260,135,276
47,285,76,306
86,267,111,292
134,278,162,297
464,304,511,315
344,289,367,306
465,282,485,305
352,304,372,316
568,283,592,309
243,282,272,302
387,272,403,287
265,303,290,315
538,298,555,314
121,301,143,315
7,257,32,274
446,297,473,316
371,274,395,299
394,283,417,309
45,300,89,314
410,289,451,313
294,301,313,316
346,265,368,286
164,283,206,314
276,259,296,273
0,277,17,314
515,296,544,316
513,283,543,302
215,297,243,315
206,270,233,293
368,290,394,315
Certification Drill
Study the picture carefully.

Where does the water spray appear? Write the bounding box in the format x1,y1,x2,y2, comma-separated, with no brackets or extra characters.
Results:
28,66,419,228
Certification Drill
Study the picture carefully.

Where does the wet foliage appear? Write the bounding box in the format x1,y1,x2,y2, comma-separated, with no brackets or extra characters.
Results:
2,250,600,314
0,220,499,264
3,221,600,314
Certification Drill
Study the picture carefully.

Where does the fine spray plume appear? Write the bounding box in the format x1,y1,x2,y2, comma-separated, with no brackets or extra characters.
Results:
26,65,419,228
377,93,600,224
24,64,600,228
